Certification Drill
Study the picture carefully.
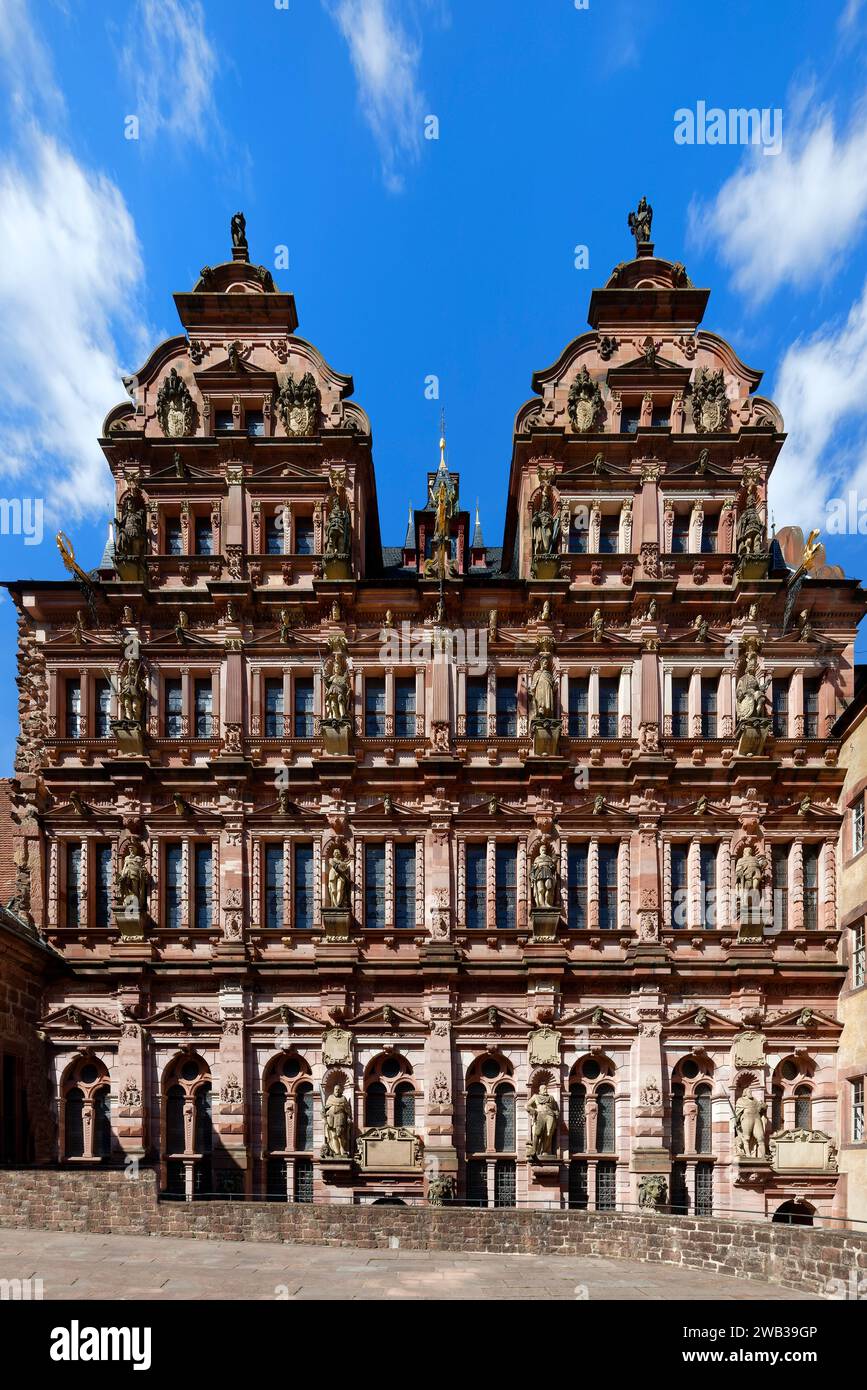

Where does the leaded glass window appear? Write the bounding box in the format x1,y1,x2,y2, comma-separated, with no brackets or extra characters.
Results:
65,679,81,738
365,1081,386,1126
568,1084,586,1152
699,844,717,929
465,676,487,737
773,845,789,932
466,1159,487,1206
854,922,866,988
365,677,386,736
466,844,487,930
568,1159,588,1209
267,1083,287,1152
494,1084,515,1152
95,843,112,928
395,677,416,737
265,844,284,930
66,842,82,928
194,518,213,555
795,1086,812,1130
194,678,213,737
597,514,619,554
596,1084,615,1153
264,678,284,737
695,1085,712,1154
394,844,415,929
567,844,587,929
394,1083,415,1127
700,677,718,738
671,845,688,928
294,1157,313,1204
772,677,789,737
671,1082,685,1153
165,678,183,737
598,677,619,738
803,846,820,929
294,517,315,555
165,517,183,555
495,676,517,737
294,677,314,737
65,1087,84,1158
466,1082,486,1153
194,1084,212,1154
804,677,821,738
695,1161,713,1216
670,1161,688,1213
296,1084,314,1150
495,842,517,929
365,842,385,928
94,1088,111,1158
194,844,213,930
265,513,284,555
294,843,314,929
671,677,689,737
494,1159,516,1208
596,1160,616,1211
164,842,183,930
95,679,112,738
598,844,618,930
568,678,588,736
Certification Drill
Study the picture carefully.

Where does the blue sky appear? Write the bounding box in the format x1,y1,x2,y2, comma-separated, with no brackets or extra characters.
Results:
0,0,866,770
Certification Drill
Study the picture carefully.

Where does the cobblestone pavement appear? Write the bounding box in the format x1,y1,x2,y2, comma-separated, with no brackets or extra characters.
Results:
0,1228,820,1300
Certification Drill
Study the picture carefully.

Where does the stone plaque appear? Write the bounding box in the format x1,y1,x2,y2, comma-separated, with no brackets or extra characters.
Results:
322,1027,353,1067
732,1030,765,1069
771,1130,837,1174
356,1126,421,1171
528,1026,562,1066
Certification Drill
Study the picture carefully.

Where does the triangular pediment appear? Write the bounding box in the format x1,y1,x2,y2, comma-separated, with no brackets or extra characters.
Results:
558,1006,635,1032
764,1008,841,1036
663,1007,739,1035
350,1004,426,1031
143,1003,221,1030
41,1004,118,1032
248,1004,324,1030
454,1004,530,1033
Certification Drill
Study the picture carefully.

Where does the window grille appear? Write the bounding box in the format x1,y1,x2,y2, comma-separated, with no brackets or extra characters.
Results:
466,1159,487,1207
695,1161,713,1216
267,1083,287,1152
494,1159,516,1208
394,1083,415,1127
294,1158,313,1204
596,1160,616,1211
568,1160,588,1209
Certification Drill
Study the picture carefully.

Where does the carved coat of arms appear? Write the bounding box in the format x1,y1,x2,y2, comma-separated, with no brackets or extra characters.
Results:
567,365,604,432
156,367,196,438
690,367,728,433
276,371,321,436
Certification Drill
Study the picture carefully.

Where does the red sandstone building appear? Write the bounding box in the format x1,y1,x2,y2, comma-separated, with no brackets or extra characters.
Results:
0,207,864,1221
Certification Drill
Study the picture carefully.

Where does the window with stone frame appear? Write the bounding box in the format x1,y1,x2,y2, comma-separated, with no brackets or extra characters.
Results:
264,843,284,929
465,675,487,738
364,1054,416,1128
62,1056,111,1161
465,843,487,929
465,1055,514,1155
671,1056,715,1155
293,843,314,929
65,841,82,928
293,675,315,738
293,515,315,555
65,677,81,738
670,844,688,929
802,845,820,929
803,676,821,738
772,843,790,933
164,678,183,737
853,921,866,989
567,843,588,929
853,1078,864,1142
568,676,589,736
853,794,865,857
264,1054,312,1155
570,1057,616,1154
264,677,284,737
495,841,517,928
772,676,790,737
495,675,518,737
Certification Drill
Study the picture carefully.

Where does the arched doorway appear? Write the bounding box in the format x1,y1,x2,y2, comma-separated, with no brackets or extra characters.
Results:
772,1199,815,1226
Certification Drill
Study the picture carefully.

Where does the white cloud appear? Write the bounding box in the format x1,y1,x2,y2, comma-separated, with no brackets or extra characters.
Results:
325,0,426,192
689,106,867,303
0,131,145,520
770,278,867,528
123,0,219,148
0,0,64,118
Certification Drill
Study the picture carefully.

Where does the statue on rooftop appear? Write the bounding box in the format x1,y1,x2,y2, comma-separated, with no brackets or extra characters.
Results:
231,211,248,254
628,196,653,247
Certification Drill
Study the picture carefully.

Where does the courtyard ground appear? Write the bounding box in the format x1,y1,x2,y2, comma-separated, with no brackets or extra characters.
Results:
0,1227,820,1300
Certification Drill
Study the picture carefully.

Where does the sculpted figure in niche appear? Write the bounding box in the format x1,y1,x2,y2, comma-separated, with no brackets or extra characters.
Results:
530,653,556,720
117,657,146,724
116,837,148,913
323,1083,352,1158
530,838,559,910
526,1084,559,1159
531,482,560,560
323,651,350,721
735,1091,768,1160
114,486,146,564
324,476,351,562
327,845,351,909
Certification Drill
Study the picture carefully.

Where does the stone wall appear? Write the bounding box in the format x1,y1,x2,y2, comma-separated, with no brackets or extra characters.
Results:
0,1168,864,1297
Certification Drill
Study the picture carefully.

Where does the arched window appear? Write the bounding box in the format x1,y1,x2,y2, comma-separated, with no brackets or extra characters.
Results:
795,1085,812,1131
363,1054,416,1128
466,1082,486,1153
568,1083,586,1153
194,1084,212,1155
365,1081,387,1126
61,1056,112,1162
596,1084,615,1153
494,1084,515,1152
695,1085,712,1154
64,1087,84,1159
267,1082,288,1153
394,1082,415,1128
671,1082,685,1153
296,1082,314,1150
166,1084,185,1154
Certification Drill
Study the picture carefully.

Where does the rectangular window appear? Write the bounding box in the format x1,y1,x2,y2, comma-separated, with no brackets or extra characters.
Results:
265,844,284,930
394,677,416,738
294,844,314,929
853,1079,865,1142
700,515,716,553
466,1159,488,1207
597,515,619,554
466,844,487,930
596,1161,616,1211
194,679,213,738
214,409,234,433
164,843,183,930
394,844,416,929
264,678,284,738
293,677,314,738
569,515,589,554
95,843,112,928
671,677,689,737
567,844,587,930
495,842,517,929
95,678,112,737
699,844,717,929
695,1162,714,1217
265,513,284,555
621,405,640,434
598,844,618,929
65,679,81,739
245,410,264,437
165,678,183,738
194,518,213,556
652,405,670,429
804,677,821,738
854,922,866,989
568,1159,589,1209
165,517,183,555
772,677,789,737
66,842,82,928
803,845,820,929
495,677,518,737
294,517,315,555
700,677,718,738
854,797,865,857
365,677,386,737
365,843,386,928
772,844,790,933
670,514,690,553
568,678,589,737
465,677,488,738
194,844,213,930
598,677,619,738
671,844,688,928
